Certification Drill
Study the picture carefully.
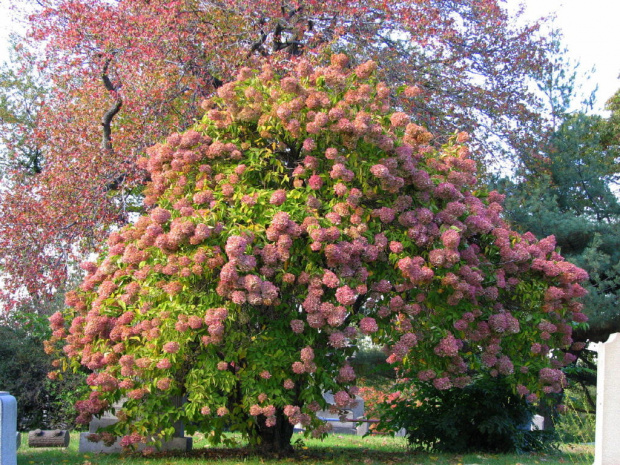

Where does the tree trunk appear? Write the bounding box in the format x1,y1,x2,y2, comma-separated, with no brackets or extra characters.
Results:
255,409,295,455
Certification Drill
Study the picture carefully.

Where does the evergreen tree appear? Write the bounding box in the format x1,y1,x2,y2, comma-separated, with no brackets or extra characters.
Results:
496,112,620,345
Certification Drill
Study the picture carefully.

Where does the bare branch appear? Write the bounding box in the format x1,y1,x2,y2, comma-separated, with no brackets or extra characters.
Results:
100,56,123,153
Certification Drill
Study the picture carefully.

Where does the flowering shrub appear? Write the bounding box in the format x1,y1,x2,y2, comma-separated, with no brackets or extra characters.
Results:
357,380,407,426
45,54,587,452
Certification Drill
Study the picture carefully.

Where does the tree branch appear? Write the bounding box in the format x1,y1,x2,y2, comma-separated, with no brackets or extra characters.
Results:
100,56,123,153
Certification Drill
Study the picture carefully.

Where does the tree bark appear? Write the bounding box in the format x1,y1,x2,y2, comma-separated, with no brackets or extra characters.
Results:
572,315,620,344
100,56,122,154
255,409,295,455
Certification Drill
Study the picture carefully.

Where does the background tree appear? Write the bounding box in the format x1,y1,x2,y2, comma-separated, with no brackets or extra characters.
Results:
486,38,610,423
0,37,46,179
494,112,619,415
497,112,620,345
47,57,587,454
1,0,557,314
602,82,620,146
0,312,88,430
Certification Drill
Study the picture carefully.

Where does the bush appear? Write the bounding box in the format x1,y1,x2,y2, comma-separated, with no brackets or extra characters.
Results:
382,375,557,453
554,349,596,444
555,384,596,444
0,324,88,430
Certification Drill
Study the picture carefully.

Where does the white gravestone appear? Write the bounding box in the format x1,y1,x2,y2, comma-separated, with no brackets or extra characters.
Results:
519,414,545,432
594,333,620,465
0,392,17,465
316,392,368,436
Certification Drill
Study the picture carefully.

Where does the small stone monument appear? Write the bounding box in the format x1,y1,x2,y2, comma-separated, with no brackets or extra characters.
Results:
520,414,545,431
79,396,192,453
594,333,620,465
0,391,18,465
28,429,70,448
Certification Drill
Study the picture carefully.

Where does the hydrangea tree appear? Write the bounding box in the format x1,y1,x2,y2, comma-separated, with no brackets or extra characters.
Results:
46,55,587,453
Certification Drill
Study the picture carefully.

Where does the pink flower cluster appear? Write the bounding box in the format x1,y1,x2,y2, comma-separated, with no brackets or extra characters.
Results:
293,346,317,374
433,333,461,357
359,317,378,334
334,390,353,407
163,341,180,353
338,364,356,382
120,432,145,448
201,307,228,345
75,391,109,425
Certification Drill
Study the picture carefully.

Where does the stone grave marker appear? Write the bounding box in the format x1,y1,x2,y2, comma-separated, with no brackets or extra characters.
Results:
0,391,17,465
305,392,368,436
79,396,192,453
594,333,620,465
28,429,70,448
520,414,545,432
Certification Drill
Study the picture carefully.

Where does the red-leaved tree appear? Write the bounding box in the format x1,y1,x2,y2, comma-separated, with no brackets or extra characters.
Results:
46,57,587,453
1,0,554,314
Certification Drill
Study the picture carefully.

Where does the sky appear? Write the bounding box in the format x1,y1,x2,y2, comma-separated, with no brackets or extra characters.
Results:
506,0,620,114
0,0,619,113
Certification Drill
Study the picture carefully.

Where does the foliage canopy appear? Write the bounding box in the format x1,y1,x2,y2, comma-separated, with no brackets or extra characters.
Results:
1,0,556,313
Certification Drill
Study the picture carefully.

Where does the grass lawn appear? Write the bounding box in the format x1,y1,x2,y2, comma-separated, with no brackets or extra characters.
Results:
17,432,594,465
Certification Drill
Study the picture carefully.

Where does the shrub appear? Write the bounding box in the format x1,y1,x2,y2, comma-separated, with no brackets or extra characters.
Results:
381,375,557,453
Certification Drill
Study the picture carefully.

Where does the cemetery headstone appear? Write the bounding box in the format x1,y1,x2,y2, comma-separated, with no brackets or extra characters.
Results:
519,414,545,432
78,396,192,453
594,333,620,465
302,392,368,436
0,391,17,465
